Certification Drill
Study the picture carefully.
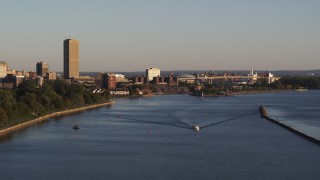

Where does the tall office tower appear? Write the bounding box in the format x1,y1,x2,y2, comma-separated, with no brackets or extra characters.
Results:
0,61,8,78
146,67,160,81
64,39,79,79
36,61,49,77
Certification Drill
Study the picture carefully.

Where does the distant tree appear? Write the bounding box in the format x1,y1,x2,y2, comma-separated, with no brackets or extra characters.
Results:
269,81,283,89
91,93,106,103
67,83,86,97
84,92,94,104
0,89,17,120
39,94,52,110
53,79,69,96
0,90,15,111
49,92,65,109
253,78,268,87
0,108,8,126
16,80,37,96
16,102,30,118
279,77,320,89
70,93,85,107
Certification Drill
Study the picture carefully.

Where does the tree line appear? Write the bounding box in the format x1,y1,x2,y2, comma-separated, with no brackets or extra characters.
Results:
0,79,110,128
195,76,320,95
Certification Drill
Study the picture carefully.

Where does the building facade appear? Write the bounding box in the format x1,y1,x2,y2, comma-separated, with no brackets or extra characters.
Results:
146,67,160,81
64,39,79,79
0,61,8,78
153,76,166,85
133,75,148,84
36,61,49,77
47,72,57,80
102,73,116,90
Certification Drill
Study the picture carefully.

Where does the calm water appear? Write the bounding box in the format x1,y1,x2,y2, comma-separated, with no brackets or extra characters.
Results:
1,92,320,180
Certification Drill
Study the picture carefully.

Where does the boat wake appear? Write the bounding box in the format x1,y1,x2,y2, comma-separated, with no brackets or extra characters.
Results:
101,111,259,131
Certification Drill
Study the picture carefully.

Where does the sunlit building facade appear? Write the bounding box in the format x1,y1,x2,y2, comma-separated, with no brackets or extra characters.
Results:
64,39,79,79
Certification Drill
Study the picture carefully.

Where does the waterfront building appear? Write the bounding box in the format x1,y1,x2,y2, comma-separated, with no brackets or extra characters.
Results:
73,76,95,83
36,61,49,77
101,73,116,90
133,75,148,84
153,76,166,85
165,73,179,86
146,67,160,81
64,38,79,79
178,74,196,84
0,61,8,78
115,74,129,83
248,69,258,84
261,71,280,84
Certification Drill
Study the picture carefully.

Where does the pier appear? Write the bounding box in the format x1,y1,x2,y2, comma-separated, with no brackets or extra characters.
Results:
260,105,320,145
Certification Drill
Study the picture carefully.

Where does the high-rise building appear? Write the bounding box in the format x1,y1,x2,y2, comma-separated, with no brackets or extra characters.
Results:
36,61,49,77
146,67,160,81
0,61,8,78
64,39,79,79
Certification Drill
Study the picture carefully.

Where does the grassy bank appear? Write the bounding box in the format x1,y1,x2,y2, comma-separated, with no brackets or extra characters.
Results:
0,101,115,137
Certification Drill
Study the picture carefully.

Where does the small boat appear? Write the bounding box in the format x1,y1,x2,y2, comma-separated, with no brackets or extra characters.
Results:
73,124,80,130
193,125,200,132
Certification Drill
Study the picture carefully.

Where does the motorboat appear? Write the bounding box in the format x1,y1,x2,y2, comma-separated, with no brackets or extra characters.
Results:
73,124,80,130
193,125,200,132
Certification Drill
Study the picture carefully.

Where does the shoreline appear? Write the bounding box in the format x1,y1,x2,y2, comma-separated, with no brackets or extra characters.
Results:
202,89,293,97
0,101,115,137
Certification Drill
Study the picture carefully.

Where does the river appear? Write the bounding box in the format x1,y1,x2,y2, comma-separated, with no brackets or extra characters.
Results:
1,91,320,180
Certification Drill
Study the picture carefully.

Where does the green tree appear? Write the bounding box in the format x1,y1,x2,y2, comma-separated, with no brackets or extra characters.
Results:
15,102,30,119
53,79,69,96
16,80,37,96
84,92,94,104
0,108,8,126
49,91,65,109
0,89,17,120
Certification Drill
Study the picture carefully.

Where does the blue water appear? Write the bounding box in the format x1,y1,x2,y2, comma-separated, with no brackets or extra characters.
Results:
0,92,320,180
265,90,320,140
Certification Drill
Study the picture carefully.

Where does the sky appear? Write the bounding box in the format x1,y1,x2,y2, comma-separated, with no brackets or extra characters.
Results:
1,0,320,72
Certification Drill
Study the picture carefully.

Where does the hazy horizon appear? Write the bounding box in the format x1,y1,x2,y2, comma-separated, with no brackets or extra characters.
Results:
1,0,319,72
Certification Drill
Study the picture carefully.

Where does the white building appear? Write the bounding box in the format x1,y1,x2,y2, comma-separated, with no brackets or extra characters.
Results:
146,67,160,81
115,74,129,83
248,69,258,84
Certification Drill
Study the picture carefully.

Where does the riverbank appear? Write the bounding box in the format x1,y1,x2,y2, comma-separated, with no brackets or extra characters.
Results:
201,89,293,97
0,101,115,137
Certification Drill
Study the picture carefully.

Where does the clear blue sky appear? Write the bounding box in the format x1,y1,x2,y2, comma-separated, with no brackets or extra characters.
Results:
1,0,319,72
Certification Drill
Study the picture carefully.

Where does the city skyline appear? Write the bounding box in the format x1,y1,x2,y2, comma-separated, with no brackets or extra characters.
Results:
1,0,320,72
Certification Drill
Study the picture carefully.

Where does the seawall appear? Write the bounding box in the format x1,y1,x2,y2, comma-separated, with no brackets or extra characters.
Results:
0,101,115,137
259,105,320,145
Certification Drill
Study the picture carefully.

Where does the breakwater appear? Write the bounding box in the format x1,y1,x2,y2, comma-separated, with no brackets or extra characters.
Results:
259,105,320,145
0,101,115,137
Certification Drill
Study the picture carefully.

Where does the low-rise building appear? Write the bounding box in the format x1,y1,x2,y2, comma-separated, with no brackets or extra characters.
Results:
153,76,166,85
102,73,116,90
47,72,57,80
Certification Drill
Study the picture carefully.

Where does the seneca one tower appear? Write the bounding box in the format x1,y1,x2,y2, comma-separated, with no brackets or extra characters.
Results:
64,38,79,79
